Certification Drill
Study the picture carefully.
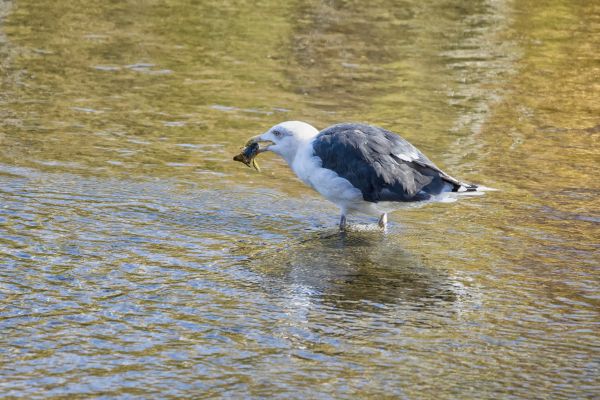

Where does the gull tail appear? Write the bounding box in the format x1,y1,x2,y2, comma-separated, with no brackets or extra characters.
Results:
454,183,478,193
443,175,497,194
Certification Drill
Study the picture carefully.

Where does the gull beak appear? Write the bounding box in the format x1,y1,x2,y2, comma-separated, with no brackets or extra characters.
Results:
246,135,274,153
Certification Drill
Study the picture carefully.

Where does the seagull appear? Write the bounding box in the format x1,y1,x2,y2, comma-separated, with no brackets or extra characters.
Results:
246,121,481,231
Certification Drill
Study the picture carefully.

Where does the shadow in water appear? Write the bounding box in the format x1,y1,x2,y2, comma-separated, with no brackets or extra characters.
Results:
244,229,460,313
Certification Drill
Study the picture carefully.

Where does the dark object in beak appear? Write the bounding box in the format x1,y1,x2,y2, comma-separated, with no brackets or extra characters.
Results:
233,142,261,171
233,135,274,172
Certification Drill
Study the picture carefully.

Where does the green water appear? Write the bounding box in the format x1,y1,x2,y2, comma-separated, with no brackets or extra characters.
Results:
0,0,598,398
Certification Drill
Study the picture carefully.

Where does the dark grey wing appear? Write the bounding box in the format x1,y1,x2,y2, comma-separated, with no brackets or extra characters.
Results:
312,123,467,202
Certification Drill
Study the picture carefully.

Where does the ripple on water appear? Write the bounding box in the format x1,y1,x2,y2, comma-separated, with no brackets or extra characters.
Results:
0,163,485,397
1,0,599,395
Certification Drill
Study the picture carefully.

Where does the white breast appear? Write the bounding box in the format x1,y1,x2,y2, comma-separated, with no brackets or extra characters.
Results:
290,141,365,213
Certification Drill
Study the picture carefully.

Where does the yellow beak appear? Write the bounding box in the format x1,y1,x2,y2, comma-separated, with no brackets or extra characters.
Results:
246,135,274,152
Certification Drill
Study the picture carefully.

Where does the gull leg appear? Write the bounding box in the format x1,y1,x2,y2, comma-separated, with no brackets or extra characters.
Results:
378,213,388,230
339,214,347,231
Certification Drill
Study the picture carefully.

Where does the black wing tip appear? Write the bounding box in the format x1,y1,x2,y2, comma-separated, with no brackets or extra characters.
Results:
452,183,478,192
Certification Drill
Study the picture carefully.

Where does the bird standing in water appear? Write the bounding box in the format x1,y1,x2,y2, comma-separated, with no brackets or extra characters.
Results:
238,121,482,231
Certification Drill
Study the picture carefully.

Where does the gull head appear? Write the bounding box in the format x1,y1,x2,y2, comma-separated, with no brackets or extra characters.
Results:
246,121,319,163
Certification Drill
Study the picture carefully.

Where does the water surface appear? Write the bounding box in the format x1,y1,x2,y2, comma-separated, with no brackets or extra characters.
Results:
1,0,599,398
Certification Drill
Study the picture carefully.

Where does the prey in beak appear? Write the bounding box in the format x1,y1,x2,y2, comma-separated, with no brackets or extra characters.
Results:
232,135,274,172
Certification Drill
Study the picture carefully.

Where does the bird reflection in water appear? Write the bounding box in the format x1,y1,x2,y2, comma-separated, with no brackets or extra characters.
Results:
245,230,466,315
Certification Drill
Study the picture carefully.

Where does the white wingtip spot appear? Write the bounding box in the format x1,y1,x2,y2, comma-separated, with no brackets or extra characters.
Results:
474,185,498,192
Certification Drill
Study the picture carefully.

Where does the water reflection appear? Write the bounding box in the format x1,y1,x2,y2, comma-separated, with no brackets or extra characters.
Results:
1,0,599,397
246,230,461,314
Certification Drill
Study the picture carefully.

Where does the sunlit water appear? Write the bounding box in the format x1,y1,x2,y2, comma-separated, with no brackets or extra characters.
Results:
1,0,599,398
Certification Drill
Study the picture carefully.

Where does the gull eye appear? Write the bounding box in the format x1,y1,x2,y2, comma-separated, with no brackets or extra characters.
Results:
273,130,282,138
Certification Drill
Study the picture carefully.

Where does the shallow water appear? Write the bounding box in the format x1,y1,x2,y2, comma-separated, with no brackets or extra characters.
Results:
1,0,599,398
